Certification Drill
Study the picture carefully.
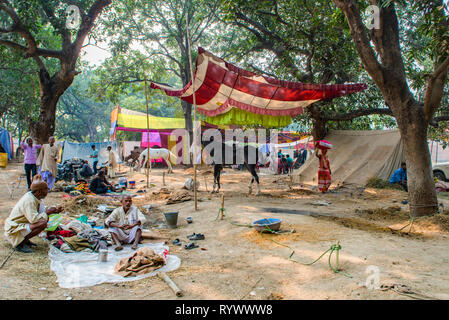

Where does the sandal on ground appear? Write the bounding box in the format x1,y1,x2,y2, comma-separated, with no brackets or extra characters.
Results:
187,233,205,240
15,244,34,253
184,242,199,250
172,238,182,246
114,245,123,251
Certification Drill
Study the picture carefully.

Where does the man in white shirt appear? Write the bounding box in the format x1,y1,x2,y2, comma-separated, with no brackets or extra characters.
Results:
105,195,146,251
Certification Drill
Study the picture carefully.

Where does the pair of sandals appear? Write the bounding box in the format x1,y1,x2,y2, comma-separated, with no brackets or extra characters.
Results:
184,233,205,250
172,239,197,250
172,233,205,250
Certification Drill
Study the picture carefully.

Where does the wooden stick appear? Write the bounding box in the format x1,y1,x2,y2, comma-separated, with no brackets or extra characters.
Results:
186,12,198,211
220,194,225,220
0,248,15,269
163,172,166,186
240,277,263,300
158,272,183,297
144,77,150,188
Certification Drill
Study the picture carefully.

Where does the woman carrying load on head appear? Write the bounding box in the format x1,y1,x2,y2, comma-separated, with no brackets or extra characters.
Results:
315,140,332,193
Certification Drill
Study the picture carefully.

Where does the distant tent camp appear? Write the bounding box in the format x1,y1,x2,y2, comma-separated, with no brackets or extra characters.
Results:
294,130,405,187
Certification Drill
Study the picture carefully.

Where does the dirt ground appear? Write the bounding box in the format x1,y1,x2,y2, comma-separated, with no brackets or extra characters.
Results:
1,161,449,300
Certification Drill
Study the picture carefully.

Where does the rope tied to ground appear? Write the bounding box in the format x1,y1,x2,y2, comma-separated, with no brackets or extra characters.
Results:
260,226,352,278
219,215,352,278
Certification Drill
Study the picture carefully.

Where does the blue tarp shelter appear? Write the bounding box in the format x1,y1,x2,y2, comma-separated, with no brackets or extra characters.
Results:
0,127,13,160
61,141,121,167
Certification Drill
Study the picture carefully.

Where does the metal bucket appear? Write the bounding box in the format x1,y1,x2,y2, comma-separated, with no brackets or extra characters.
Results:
164,211,179,229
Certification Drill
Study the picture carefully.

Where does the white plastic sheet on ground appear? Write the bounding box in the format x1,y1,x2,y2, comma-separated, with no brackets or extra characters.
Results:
49,243,181,288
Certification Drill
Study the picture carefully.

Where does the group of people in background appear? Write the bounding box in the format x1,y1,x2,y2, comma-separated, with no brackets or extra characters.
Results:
21,135,58,191
277,150,295,174
20,137,119,195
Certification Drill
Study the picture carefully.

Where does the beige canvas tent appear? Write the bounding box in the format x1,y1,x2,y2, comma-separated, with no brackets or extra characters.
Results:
294,130,405,187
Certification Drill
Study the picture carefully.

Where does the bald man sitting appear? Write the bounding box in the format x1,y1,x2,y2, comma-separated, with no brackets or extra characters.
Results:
4,181,63,253
105,195,146,251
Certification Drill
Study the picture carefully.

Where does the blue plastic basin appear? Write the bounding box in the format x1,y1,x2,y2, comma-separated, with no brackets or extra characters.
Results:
252,218,282,232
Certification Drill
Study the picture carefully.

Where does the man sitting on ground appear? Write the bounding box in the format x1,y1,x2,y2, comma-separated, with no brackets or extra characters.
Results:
105,195,146,251
390,162,408,192
4,181,63,253
79,160,94,179
89,169,114,194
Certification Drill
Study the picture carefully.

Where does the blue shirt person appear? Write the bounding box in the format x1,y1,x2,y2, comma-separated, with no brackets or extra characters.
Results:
90,145,99,174
390,162,407,191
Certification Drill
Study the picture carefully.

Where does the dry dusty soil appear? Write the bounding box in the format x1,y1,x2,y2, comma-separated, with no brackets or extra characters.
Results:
1,162,449,300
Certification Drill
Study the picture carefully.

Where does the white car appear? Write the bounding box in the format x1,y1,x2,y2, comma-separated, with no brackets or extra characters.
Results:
433,162,449,182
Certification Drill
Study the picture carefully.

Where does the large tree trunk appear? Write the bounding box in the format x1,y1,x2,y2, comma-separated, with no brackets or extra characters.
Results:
395,103,438,217
30,69,74,144
309,104,328,141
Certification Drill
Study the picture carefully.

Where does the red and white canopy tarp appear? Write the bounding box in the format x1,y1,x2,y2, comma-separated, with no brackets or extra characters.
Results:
150,48,367,119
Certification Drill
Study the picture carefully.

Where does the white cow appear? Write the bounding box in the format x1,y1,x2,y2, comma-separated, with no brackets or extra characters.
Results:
136,148,176,173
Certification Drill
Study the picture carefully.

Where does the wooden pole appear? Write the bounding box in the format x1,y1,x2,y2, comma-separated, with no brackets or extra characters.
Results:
186,11,198,211
158,272,183,297
163,171,166,186
220,194,225,220
144,77,150,188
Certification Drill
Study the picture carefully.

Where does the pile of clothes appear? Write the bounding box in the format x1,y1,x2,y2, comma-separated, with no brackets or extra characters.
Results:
114,247,166,277
47,217,113,253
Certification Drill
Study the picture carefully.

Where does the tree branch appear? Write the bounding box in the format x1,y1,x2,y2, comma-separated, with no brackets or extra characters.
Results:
72,0,112,61
322,107,393,121
424,56,449,122
332,0,385,86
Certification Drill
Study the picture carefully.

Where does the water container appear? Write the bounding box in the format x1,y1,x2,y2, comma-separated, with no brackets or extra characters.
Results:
164,211,179,229
0,153,7,168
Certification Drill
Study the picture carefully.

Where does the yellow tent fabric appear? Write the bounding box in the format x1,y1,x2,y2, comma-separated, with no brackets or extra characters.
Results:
111,107,185,132
205,108,291,128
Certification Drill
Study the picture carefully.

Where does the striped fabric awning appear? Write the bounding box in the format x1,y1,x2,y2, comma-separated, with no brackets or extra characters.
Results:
150,48,367,126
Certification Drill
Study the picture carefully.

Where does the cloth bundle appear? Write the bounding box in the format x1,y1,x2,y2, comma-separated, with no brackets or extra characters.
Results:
114,247,165,277
315,140,333,150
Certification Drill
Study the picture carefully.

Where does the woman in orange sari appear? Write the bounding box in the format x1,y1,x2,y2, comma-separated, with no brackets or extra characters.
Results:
316,148,331,193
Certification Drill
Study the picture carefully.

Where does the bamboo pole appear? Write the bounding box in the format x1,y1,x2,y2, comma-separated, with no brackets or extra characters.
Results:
144,77,150,188
158,272,183,297
186,11,198,211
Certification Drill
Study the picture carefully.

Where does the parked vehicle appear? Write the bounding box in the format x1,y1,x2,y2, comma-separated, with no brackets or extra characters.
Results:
433,162,449,182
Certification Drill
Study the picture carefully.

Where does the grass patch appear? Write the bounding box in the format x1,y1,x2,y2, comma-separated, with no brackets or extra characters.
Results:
365,177,402,190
